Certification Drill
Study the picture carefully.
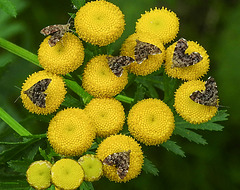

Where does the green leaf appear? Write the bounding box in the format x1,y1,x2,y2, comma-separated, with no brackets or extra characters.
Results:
210,110,229,122
80,181,94,190
7,160,32,173
0,180,29,190
0,0,17,17
71,0,85,9
173,127,207,145
161,140,185,157
142,157,159,176
132,83,146,105
115,94,134,104
136,77,159,98
61,93,82,107
0,107,32,136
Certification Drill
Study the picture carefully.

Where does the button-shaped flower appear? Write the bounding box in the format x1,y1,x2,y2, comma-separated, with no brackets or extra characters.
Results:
74,0,125,46
21,70,66,115
174,80,218,124
47,108,96,156
121,33,165,76
82,55,128,98
38,32,84,75
84,98,125,137
165,39,209,80
136,7,179,44
96,134,144,183
127,98,175,145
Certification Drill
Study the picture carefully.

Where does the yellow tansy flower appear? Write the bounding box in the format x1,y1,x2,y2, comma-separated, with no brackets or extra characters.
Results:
96,134,144,183
51,158,84,190
26,160,52,190
21,70,66,115
74,0,125,46
174,80,218,124
121,33,165,76
47,108,95,156
135,7,179,44
78,154,103,182
82,55,128,98
127,98,175,145
38,32,84,75
165,40,210,80
84,98,125,137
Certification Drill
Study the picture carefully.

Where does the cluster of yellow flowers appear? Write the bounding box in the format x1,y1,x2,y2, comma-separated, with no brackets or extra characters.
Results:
22,0,219,188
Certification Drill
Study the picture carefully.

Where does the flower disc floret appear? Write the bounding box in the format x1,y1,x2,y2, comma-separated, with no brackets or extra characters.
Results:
21,70,66,115
74,0,125,46
51,158,84,190
135,7,179,44
38,32,84,75
174,80,218,124
96,134,144,183
121,33,165,76
128,98,175,145
84,98,125,137
78,154,103,182
26,160,52,189
165,40,210,80
82,55,128,98
47,108,95,156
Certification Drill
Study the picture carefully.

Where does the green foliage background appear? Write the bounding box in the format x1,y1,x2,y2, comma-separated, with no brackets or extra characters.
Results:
0,0,239,189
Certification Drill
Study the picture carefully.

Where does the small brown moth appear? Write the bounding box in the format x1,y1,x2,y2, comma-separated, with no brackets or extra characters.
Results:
190,77,218,107
23,78,52,108
103,150,131,179
40,23,70,47
171,38,203,68
134,40,162,64
106,56,135,77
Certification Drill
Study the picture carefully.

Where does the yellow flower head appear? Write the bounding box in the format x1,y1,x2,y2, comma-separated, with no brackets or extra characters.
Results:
121,33,165,76
96,134,144,183
21,70,66,115
26,160,52,190
38,32,84,75
51,158,84,190
174,80,218,124
127,98,175,145
82,55,128,98
74,0,125,46
165,39,210,80
47,108,96,156
84,98,125,137
135,7,179,44
78,154,103,182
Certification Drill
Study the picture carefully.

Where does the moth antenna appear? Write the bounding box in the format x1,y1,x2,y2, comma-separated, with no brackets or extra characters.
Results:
14,95,21,104
14,85,21,90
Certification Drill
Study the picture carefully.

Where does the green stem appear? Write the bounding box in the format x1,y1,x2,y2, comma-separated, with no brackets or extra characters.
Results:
0,107,32,136
115,94,134,104
0,37,41,68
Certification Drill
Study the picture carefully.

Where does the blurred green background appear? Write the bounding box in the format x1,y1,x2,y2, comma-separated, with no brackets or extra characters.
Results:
0,0,239,189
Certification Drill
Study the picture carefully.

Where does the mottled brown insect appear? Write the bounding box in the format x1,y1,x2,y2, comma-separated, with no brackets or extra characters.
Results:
171,38,203,68
134,40,162,64
103,150,131,179
23,79,52,108
106,56,135,77
190,77,218,107
40,23,70,47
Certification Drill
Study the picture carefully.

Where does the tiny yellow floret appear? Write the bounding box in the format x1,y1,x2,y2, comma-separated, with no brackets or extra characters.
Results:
174,80,218,124
47,108,96,156
84,98,125,137
38,32,84,75
121,33,165,76
128,98,175,145
51,158,84,190
82,55,128,98
74,0,125,46
165,40,210,80
135,7,179,44
96,134,144,183
21,70,66,115
26,160,52,189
